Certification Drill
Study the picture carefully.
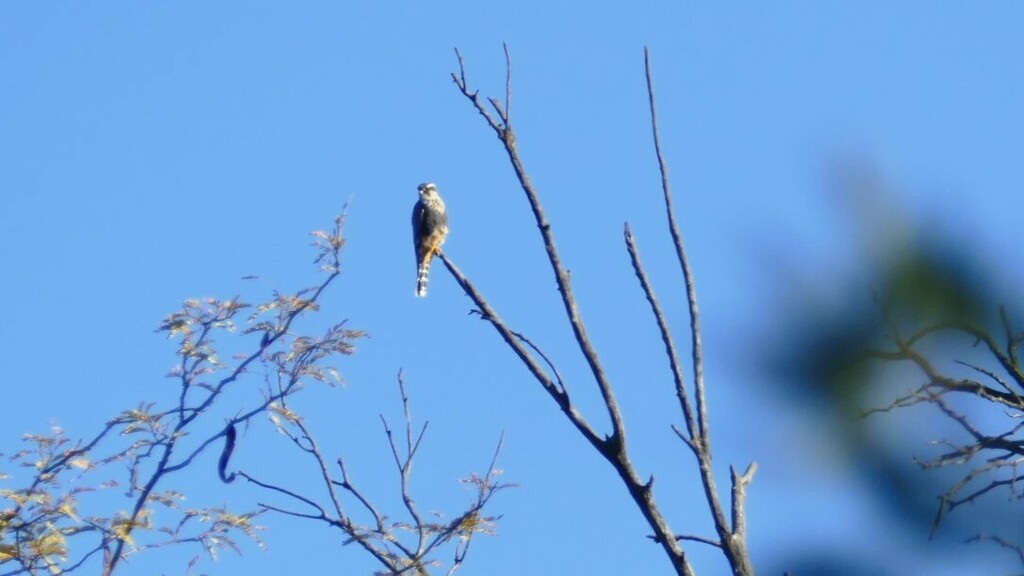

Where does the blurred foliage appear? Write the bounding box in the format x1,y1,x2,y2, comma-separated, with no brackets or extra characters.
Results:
777,237,994,408
767,166,1024,567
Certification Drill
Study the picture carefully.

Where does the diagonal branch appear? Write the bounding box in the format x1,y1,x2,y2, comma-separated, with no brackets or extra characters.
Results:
624,223,698,446
334,457,386,534
644,47,708,441
437,252,602,449
452,48,625,446
509,328,568,396
438,252,691,575
644,47,754,576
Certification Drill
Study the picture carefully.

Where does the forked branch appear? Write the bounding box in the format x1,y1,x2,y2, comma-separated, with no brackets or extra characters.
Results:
872,316,1024,563
241,371,509,575
445,46,758,576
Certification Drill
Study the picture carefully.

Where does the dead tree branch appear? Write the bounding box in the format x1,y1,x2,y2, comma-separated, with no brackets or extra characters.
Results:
642,48,754,576
444,46,757,576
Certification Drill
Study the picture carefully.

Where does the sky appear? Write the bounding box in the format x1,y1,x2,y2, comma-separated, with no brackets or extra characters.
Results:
2,3,1024,575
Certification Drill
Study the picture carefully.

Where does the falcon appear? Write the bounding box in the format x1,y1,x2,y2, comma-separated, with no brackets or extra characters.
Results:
411,182,448,297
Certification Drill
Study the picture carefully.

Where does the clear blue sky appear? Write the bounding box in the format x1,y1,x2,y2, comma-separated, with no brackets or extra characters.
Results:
2,3,1023,575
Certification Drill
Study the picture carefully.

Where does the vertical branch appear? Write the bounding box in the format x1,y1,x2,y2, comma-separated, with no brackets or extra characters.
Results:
624,223,699,446
644,48,708,440
644,47,755,576
729,463,757,575
397,370,429,556
503,43,512,124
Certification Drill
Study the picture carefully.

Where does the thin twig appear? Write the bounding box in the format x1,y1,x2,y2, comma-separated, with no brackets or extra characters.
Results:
240,471,330,519
335,457,386,533
510,328,568,395
437,253,601,448
966,534,1024,565
644,48,708,441
503,42,512,123
674,535,723,549
624,223,698,446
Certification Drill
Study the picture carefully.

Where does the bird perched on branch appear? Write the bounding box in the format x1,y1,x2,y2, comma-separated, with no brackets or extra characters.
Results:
411,182,448,297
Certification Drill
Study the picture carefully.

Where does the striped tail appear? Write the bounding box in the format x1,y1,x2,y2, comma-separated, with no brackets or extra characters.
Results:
416,254,433,297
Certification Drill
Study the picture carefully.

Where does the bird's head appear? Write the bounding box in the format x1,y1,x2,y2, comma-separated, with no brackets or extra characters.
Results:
418,182,438,199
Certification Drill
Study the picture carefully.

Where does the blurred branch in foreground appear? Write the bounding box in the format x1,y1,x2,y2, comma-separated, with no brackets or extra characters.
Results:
767,164,1024,567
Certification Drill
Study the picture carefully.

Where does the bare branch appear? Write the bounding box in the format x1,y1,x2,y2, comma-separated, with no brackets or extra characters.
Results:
437,252,602,449
451,48,504,135
448,47,725,576
508,327,568,396
671,423,698,452
624,223,698,443
644,48,708,441
675,535,723,549
241,370,506,575
966,533,1024,565
644,47,753,576
503,42,512,122
451,48,626,448
335,457,387,533
239,471,331,522
438,252,694,572
730,463,758,543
